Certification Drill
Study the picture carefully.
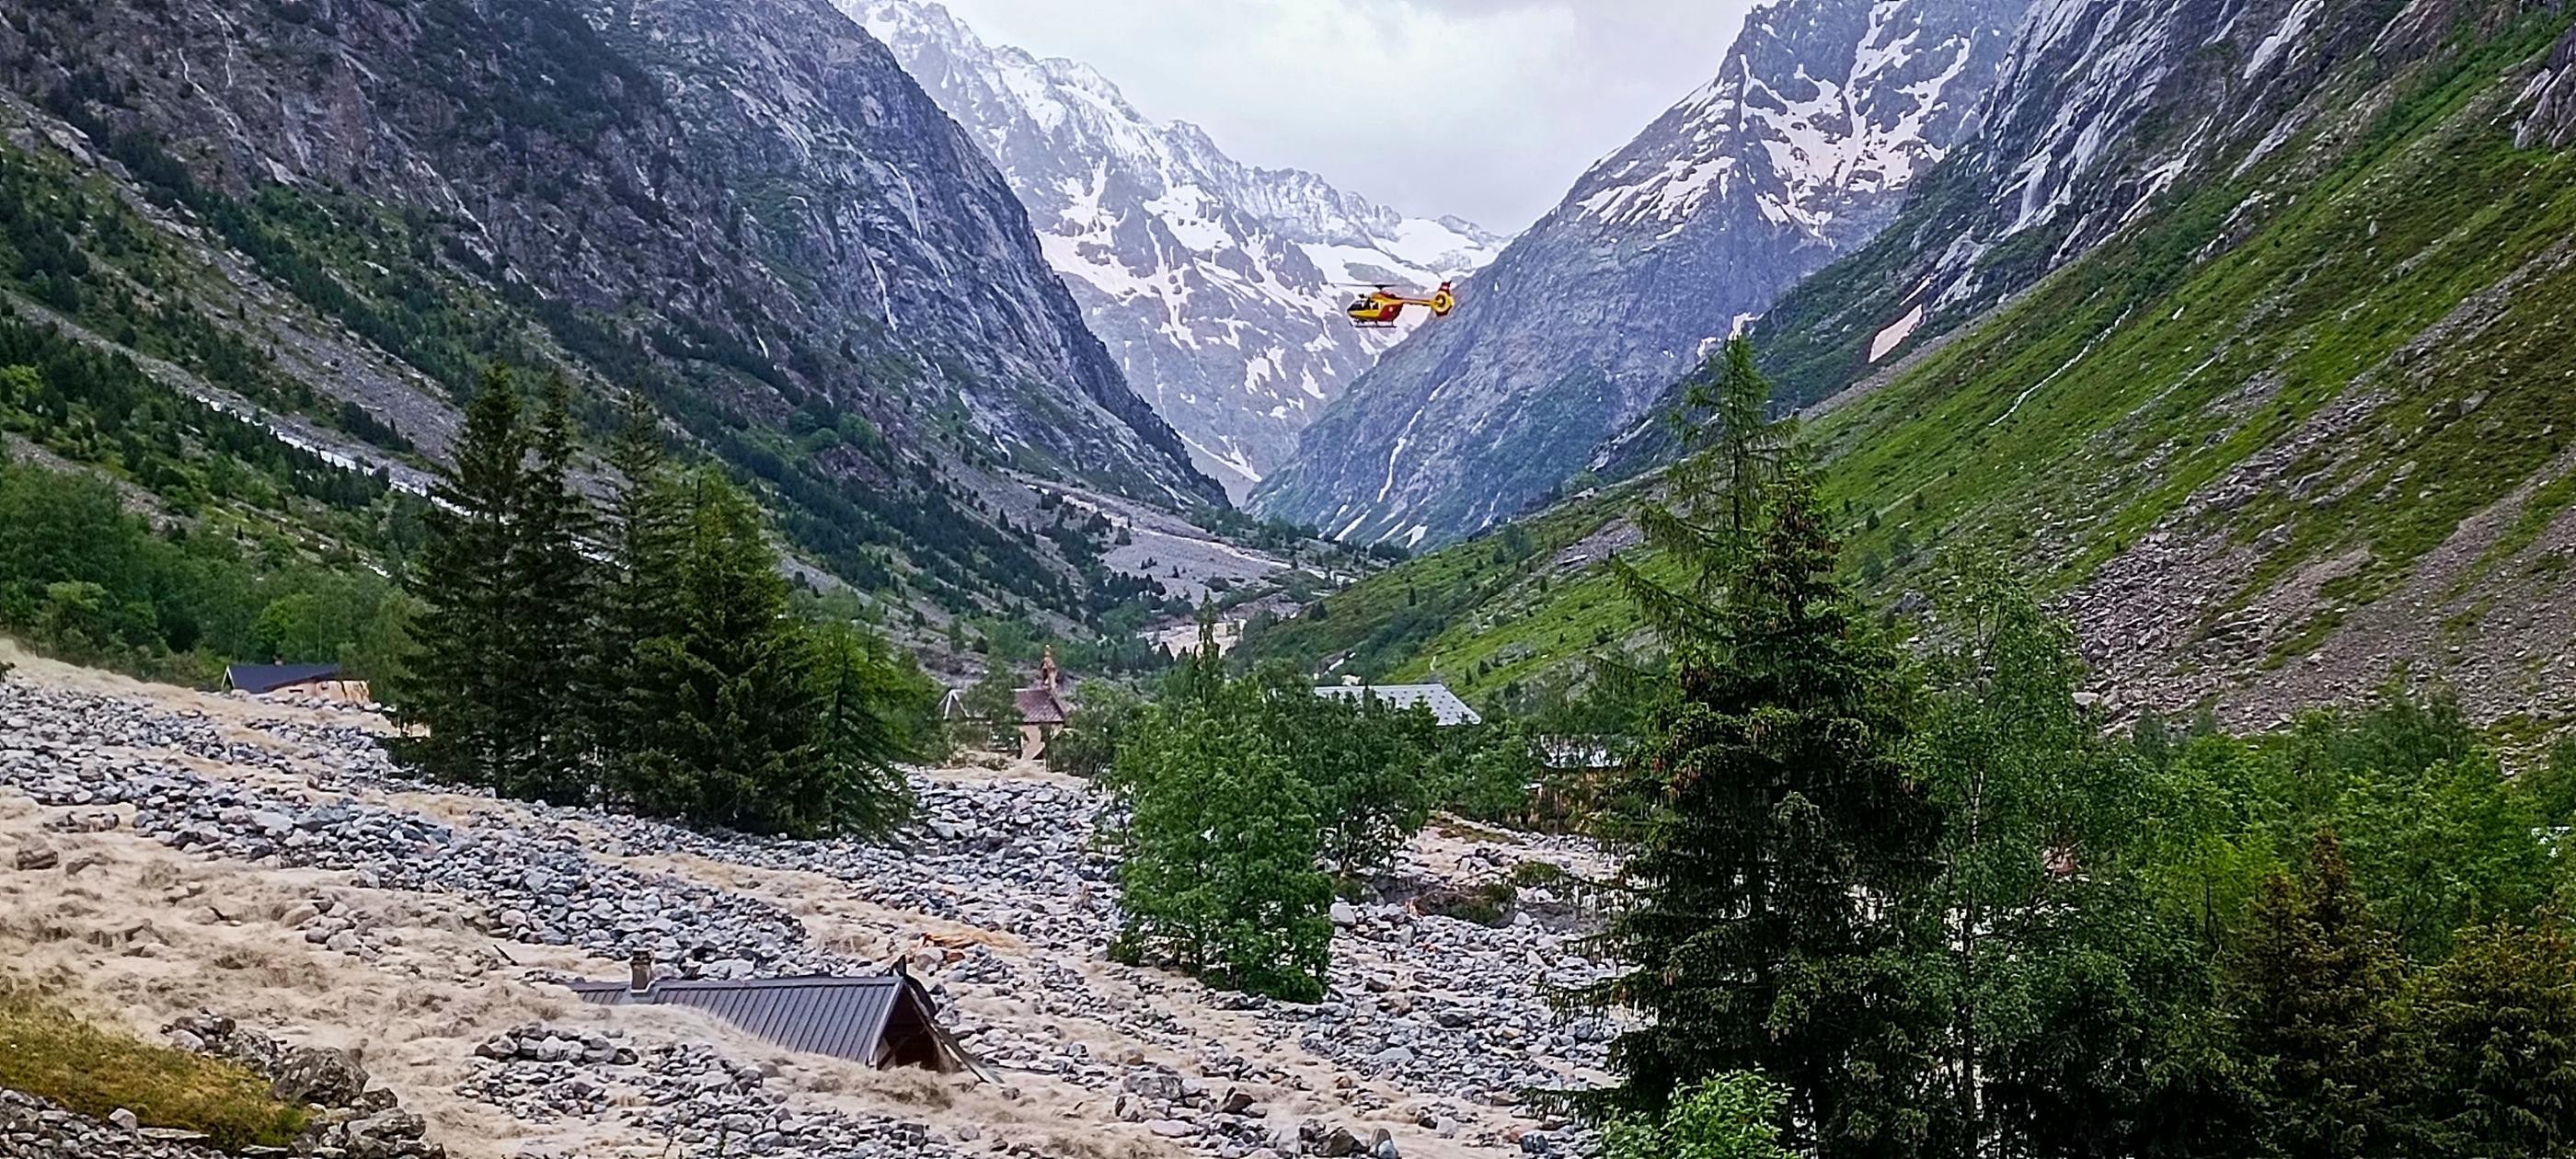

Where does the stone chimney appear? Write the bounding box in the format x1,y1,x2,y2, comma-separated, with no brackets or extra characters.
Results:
1040,646,1059,694
629,949,653,993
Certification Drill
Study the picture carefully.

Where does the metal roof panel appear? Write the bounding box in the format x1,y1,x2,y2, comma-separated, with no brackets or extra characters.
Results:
565,975,918,1066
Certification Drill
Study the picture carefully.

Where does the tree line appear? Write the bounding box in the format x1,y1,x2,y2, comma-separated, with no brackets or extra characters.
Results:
388,368,936,839
0,336,418,686
1578,339,2576,1158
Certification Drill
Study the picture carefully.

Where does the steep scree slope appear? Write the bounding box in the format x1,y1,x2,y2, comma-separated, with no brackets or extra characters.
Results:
1242,3,2576,739
1619,0,2542,443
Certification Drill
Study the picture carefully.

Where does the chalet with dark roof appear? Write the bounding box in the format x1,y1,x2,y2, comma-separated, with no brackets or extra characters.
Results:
570,953,984,1077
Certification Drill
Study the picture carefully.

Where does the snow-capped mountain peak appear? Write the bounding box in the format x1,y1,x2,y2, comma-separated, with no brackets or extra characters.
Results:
1251,0,2028,546
847,0,1507,499
1571,0,1995,237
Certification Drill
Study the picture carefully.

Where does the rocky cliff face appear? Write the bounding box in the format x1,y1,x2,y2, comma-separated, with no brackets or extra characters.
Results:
2519,22,2576,147
1253,0,2030,545
0,0,1217,617
850,1,1505,502
1692,0,2551,418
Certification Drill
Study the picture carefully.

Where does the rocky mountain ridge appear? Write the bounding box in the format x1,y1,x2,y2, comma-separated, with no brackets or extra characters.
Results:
0,0,1217,622
851,0,1506,501
1254,0,2030,546
1635,0,2553,430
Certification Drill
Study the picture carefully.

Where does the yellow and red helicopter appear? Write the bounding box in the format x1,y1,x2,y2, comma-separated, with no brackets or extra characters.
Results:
1344,281,1457,328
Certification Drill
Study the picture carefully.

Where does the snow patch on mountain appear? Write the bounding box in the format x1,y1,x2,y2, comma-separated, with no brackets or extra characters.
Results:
1572,0,1994,243
848,0,1505,499
1253,0,2028,546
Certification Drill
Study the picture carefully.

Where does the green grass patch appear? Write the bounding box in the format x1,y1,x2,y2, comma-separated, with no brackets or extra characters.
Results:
1509,859,1572,889
0,981,309,1149
2477,468,2576,576
1417,881,1520,926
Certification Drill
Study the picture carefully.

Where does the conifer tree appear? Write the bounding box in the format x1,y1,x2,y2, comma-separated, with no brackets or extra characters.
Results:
392,369,533,788
506,372,595,801
1579,339,1939,1155
2412,921,2576,1153
793,621,918,840
611,471,816,832
2224,831,2418,1159
585,401,689,775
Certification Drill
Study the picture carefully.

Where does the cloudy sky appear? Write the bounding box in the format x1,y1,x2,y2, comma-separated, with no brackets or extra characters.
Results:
926,0,1762,233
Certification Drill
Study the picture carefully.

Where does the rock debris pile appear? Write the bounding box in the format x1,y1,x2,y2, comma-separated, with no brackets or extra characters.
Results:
0,1089,238,1159
0,693,845,979
0,679,1614,1155
145,1012,445,1159
460,1031,984,1158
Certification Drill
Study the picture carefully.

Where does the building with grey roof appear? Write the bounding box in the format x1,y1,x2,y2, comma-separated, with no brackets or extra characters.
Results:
1311,683,1483,727
568,959,983,1076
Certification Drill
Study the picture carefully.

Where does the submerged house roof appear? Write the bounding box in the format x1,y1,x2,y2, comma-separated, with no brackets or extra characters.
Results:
565,973,982,1075
225,662,343,694
1313,683,1483,727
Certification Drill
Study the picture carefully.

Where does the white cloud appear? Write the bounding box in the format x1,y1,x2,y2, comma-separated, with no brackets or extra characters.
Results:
917,0,1758,232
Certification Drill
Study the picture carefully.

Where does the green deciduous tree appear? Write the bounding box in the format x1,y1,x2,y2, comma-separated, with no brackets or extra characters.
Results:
1909,559,2215,1159
1604,1072,1798,1159
958,661,1024,753
1109,627,1332,1002
1045,682,1139,778
1253,665,1438,878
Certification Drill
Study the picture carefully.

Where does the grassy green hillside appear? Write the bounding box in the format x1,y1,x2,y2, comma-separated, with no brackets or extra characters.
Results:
1243,15,2576,731
1236,485,1639,684
1817,16,2576,591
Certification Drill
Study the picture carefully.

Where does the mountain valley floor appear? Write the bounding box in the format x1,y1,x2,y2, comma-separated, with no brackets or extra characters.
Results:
0,640,1611,1159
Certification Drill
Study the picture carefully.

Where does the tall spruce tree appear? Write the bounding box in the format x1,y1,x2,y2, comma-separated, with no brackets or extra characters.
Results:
585,402,689,775
391,369,534,789
2412,921,2576,1153
794,622,918,841
1580,339,1940,1156
507,373,595,802
611,470,818,833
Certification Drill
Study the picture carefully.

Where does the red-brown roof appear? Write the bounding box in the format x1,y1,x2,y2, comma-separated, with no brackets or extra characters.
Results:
1015,687,1067,726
